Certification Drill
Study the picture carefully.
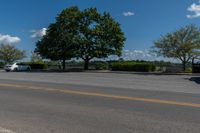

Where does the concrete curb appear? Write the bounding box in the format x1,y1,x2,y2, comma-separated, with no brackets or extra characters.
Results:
1,69,200,76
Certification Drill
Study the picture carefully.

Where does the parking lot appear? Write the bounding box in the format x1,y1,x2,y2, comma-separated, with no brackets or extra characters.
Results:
0,71,199,94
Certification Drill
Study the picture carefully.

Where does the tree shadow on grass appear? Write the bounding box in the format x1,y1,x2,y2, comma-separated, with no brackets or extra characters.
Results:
188,77,200,84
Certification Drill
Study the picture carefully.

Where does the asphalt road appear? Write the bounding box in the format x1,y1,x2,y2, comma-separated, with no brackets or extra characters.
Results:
0,72,200,133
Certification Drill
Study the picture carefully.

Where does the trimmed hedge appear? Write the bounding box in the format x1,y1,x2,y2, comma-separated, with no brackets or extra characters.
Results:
25,62,48,70
111,62,156,72
90,61,109,70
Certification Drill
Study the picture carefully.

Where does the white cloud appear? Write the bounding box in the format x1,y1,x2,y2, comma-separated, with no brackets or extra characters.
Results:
123,11,135,17
0,34,21,44
31,28,47,38
187,2,200,19
121,50,158,61
108,50,177,62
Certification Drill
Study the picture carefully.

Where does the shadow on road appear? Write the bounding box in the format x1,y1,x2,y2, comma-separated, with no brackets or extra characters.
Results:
188,77,200,84
27,68,84,73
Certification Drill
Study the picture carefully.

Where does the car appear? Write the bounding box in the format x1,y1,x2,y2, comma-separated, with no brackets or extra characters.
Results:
4,63,31,72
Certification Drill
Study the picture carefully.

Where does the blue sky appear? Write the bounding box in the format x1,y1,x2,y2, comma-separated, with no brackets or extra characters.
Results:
0,0,200,60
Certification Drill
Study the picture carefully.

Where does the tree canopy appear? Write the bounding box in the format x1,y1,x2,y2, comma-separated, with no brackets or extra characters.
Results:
153,25,200,71
35,6,81,70
0,44,26,64
35,6,125,70
77,8,125,69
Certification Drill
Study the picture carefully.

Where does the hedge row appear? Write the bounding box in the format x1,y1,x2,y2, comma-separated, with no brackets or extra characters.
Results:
24,62,48,69
90,61,109,70
111,62,156,72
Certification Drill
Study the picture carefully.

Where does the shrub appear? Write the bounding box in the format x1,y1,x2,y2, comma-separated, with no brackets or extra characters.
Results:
111,62,156,72
90,61,109,70
25,62,48,70
0,62,5,68
185,67,192,73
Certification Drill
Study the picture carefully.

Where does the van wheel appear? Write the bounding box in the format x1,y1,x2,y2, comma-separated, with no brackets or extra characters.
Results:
27,67,31,71
13,68,18,72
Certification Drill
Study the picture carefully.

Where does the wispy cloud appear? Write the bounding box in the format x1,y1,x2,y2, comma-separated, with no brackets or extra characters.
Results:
30,28,47,38
121,50,158,61
123,11,135,17
0,34,21,44
187,1,200,19
108,50,176,62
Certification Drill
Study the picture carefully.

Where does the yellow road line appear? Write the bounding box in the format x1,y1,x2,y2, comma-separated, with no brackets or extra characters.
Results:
0,83,200,108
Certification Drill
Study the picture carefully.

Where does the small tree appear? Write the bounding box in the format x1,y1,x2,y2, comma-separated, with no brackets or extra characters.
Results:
0,44,26,64
153,25,200,71
30,51,43,63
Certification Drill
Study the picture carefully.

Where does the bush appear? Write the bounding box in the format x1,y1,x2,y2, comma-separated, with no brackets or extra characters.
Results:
90,61,109,70
111,62,156,72
25,62,48,70
185,67,192,73
0,62,5,68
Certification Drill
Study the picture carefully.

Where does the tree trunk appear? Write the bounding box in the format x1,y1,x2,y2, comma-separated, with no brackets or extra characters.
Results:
62,58,66,71
84,59,89,70
192,57,195,73
182,61,186,72
192,57,195,65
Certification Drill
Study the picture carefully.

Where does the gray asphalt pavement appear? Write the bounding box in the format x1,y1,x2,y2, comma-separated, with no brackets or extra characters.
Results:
0,71,199,94
0,72,199,133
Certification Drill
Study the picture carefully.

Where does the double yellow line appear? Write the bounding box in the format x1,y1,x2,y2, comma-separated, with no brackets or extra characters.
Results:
0,83,200,108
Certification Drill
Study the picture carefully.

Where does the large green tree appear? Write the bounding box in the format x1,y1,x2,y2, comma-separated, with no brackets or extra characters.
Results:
35,6,80,70
77,8,125,70
153,25,200,71
0,44,26,64
35,6,125,70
